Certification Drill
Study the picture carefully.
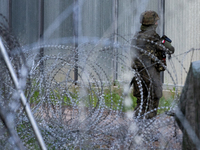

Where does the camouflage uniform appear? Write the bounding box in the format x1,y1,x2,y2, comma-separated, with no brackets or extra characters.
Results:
131,11,175,119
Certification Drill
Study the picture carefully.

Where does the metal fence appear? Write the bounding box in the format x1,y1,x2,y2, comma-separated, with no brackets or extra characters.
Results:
0,0,167,84
0,0,199,86
0,1,200,149
164,0,200,86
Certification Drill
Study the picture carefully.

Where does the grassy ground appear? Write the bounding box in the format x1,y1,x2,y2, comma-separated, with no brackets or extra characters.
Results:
29,84,177,114
24,85,179,149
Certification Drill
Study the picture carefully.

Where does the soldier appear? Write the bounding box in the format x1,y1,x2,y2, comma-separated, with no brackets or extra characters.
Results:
131,10,175,119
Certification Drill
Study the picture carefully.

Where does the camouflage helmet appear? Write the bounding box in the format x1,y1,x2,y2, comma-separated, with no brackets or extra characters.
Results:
140,11,159,25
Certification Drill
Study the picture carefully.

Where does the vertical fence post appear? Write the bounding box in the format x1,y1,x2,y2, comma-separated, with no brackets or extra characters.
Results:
9,0,12,29
39,0,44,75
113,0,118,85
73,0,78,84
160,0,165,83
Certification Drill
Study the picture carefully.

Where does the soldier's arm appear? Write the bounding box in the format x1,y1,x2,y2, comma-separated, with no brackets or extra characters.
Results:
162,40,175,54
161,35,175,54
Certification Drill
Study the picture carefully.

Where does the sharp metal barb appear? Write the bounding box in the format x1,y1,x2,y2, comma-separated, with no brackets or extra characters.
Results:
0,37,47,150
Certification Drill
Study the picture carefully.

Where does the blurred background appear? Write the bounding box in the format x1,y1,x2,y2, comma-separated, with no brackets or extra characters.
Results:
0,0,199,88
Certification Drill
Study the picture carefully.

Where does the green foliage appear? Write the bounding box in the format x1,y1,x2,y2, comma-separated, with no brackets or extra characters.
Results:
28,80,176,114
104,89,122,110
157,96,173,114
22,82,178,149
129,94,137,108
157,87,178,114
17,123,40,149
29,90,40,104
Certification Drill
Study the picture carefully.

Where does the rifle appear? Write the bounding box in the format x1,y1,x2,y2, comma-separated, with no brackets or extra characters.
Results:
161,35,172,59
